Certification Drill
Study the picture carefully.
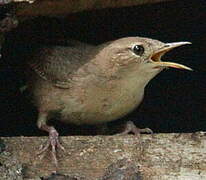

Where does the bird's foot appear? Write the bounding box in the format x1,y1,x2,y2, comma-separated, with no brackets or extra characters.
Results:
38,127,65,167
118,121,153,138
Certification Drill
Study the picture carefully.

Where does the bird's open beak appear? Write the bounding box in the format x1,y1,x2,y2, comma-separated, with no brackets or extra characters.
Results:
150,42,192,71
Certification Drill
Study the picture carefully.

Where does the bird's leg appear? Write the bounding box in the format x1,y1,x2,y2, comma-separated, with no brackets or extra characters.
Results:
37,112,65,167
118,121,153,137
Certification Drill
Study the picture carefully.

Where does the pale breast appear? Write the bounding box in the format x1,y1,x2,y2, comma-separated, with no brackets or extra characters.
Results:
60,77,145,125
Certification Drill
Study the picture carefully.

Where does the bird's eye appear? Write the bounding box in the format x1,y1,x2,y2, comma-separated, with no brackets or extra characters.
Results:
132,45,144,56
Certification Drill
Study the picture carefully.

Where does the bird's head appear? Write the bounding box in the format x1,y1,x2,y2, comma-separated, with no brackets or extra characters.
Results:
95,37,192,81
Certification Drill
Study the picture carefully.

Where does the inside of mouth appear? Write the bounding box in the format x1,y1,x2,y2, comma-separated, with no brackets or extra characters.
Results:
151,52,163,62
151,51,167,62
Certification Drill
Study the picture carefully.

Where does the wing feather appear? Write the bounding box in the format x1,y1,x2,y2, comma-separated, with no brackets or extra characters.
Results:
29,41,93,88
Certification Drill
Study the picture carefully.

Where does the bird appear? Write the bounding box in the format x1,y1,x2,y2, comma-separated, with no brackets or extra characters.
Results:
27,37,192,167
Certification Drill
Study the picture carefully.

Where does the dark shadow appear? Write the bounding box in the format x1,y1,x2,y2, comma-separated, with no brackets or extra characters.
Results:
0,0,205,136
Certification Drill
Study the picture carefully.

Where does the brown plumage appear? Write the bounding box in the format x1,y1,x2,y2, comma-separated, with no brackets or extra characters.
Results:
28,37,192,166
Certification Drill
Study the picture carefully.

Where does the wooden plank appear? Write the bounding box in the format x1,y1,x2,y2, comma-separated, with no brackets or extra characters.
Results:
14,0,176,17
0,133,206,179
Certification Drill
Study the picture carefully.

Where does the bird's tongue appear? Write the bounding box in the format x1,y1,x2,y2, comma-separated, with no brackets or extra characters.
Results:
153,61,193,71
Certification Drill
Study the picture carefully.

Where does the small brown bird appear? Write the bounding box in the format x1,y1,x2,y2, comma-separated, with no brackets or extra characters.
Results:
28,37,192,166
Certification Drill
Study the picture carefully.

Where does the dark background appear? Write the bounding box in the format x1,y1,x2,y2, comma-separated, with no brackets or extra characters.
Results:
0,0,205,136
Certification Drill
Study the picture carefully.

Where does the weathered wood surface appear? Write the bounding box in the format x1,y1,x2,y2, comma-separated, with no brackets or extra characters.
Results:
13,0,176,17
0,133,206,179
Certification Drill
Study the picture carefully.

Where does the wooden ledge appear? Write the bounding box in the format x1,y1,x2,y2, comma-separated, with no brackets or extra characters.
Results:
0,133,206,179
11,0,176,17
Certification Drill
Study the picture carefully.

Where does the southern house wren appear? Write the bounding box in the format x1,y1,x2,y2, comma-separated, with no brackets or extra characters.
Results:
28,37,192,166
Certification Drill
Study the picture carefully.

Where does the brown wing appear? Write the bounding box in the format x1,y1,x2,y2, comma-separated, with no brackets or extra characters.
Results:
29,41,93,88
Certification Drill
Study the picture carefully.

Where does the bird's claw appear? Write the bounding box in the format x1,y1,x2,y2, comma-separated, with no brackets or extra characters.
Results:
118,121,153,137
37,128,64,167
138,127,153,134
